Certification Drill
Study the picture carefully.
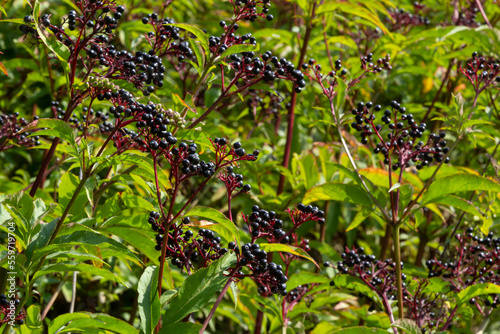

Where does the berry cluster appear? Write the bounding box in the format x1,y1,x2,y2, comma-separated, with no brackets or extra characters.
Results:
328,247,406,301
459,52,500,96
142,16,196,62
454,1,480,27
428,228,500,296
229,0,274,23
218,165,252,196
244,204,323,243
305,54,391,102
387,6,431,30
247,90,286,121
0,295,24,325
285,284,309,304
209,25,257,56
149,212,228,271
351,100,450,171
233,243,289,297
0,112,40,152
228,51,308,92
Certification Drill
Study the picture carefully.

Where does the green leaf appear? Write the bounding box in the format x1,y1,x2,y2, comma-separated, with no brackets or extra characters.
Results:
457,283,500,305
33,262,128,286
259,243,319,268
388,183,401,193
433,195,482,218
19,118,78,157
26,218,59,261
391,319,422,334
58,172,89,217
33,1,70,85
317,3,390,35
167,23,209,53
219,43,260,60
163,252,236,324
286,272,330,291
159,323,202,334
303,182,373,207
19,305,43,334
422,174,500,205
138,266,161,334
48,312,138,334
335,76,348,118
332,275,381,306
346,207,372,232
0,5,7,16
331,327,390,334
186,206,240,248
0,18,24,24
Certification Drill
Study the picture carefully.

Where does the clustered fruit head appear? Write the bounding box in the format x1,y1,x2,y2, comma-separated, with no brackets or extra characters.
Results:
227,51,308,93
0,112,40,152
460,52,500,93
229,0,274,22
387,5,431,30
351,100,450,171
243,204,323,244
247,90,287,120
305,54,391,100
454,2,480,27
0,295,24,325
427,228,500,304
328,247,406,301
149,211,229,270
232,242,289,297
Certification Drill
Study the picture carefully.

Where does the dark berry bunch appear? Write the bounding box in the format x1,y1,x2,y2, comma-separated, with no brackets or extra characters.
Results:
228,51,308,93
141,16,197,62
246,90,287,121
218,165,252,197
285,284,309,304
328,247,407,302
19,15,36,36
350,100,450,171
386,5,431,31
232,242,289,297
304,54,391,101
228,0,274,23
0,112,41,152
454,1,480,27
0,295,24,325
329,247,407,302
459,52,500,99
149,212,228,271
243,204,323,243
428,228,500,294
209,24,257,56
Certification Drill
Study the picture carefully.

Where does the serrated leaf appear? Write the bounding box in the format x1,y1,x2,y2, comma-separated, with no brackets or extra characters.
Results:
138,266,160,334
303,182,372,207
331,326,389,334
391,319,422,334
219,43,260,60
48,312,138,334
158,323,202,334
186,206,240,249
33,262,128,286
332,275,381,306
346,207,372,232
457,283,500,305
259,243,319,268
287,272,330,291
167,23,209,53
163,252,236,324
422,174,500,205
